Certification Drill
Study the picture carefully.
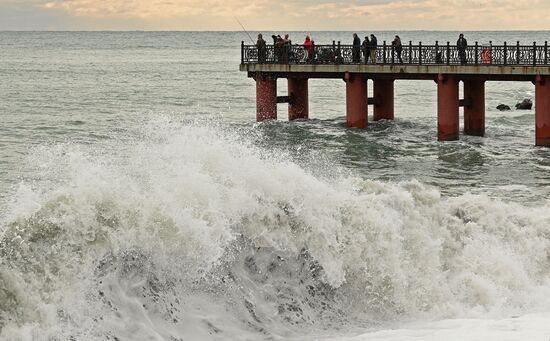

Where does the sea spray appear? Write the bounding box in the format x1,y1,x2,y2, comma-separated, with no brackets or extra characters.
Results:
1,119,550,340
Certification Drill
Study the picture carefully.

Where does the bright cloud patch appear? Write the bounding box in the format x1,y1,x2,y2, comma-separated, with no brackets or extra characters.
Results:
43,0,267,17
6,0,550,29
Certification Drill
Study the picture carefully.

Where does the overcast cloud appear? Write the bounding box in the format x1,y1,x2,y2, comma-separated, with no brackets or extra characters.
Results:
1,0,549,30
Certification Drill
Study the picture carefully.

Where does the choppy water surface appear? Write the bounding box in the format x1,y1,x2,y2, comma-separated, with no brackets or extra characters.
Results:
1,32,550,340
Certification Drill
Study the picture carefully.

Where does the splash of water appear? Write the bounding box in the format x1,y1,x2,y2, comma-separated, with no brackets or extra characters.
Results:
1,119,550,340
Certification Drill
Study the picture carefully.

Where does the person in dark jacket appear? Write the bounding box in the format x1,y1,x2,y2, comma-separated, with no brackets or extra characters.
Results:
457,33,468,64
282,34,292,63
362,36,370,64
369,34,378,63
352,33,361,63
392,35,403,63
256,34,267,63
274,34,284,63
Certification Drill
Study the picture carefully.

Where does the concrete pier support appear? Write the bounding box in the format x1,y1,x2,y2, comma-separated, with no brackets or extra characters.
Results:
255,74,277,121
373,79,395,121
288,78,309,120
463,79,486,136
536,75,550,146
437,74,460,141
345,73,368,128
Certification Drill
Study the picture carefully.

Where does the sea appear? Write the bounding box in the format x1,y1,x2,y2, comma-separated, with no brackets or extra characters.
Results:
1,31,550,340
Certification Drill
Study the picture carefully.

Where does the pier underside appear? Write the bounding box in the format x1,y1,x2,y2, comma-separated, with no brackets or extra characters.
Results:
245,63,550,146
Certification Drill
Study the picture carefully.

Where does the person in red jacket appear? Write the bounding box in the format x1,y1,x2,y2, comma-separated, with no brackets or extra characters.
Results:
303,35,314,62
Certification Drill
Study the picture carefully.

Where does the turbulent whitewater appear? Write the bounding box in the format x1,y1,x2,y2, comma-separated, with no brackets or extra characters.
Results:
2,31,550,340
1,120,550,340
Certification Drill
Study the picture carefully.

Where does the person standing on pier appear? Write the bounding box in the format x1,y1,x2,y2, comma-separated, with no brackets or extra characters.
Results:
272,35,282,62
369,34,378,63
457,33,468,64
283,34,292,46
303,35,314,62
392,35,403,63
256,34,266,63
275,35,285,63
283,34,292,63
352,33,361,63
362,36,370,64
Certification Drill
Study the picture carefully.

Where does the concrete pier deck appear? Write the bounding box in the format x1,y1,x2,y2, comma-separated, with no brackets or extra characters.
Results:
240,41,550,146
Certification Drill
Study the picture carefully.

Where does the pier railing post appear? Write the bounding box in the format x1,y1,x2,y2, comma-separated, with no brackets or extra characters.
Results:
475,42,479,65
383,41,387,64
409,41,412,64
489,41,493,64
533,42,537,66
446,42,450,65
419,42,422,65
363,40,368,65
337,41,341,64
517,41,520,64
241,41,244,64
391,42,395,64
504,42,507,65
545,41,548,65
435,41,439,64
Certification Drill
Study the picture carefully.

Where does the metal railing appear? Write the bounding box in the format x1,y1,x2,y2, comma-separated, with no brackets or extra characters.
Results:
241,41,550,66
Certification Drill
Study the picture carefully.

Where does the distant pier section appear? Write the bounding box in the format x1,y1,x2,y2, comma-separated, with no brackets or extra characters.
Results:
240,40,550,146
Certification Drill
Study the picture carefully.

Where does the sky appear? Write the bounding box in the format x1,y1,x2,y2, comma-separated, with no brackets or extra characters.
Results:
1,0,550,31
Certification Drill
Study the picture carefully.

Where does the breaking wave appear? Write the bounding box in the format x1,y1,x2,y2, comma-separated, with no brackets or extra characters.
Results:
1,118,550,340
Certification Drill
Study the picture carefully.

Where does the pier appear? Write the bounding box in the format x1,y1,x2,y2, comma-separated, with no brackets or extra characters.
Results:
239,40,550,146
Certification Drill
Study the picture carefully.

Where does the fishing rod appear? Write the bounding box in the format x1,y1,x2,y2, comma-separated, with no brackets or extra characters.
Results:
234,16,255,45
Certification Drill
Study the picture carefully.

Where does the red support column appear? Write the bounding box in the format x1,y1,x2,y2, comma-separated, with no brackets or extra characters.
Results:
463,79,486,136
437,74,459,141
536,75,550,146
288,78,309,120
373,79,394,121
255,74,277,121
345,73,368,128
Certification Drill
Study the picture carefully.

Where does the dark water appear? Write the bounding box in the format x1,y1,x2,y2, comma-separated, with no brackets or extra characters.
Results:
1,32,550,340
1,31,550,203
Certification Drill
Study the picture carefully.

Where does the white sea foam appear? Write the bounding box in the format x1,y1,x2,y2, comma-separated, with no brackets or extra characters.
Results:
1,119,550,340
337,313,550,341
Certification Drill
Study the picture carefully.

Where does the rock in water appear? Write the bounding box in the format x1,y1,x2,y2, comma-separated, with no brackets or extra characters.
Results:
516,99,533,110
496,104,511,111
